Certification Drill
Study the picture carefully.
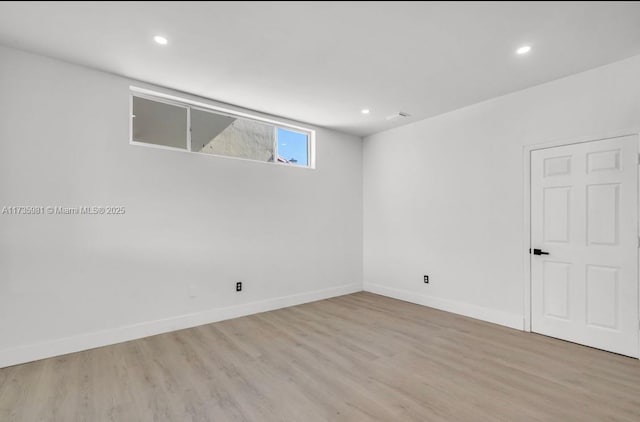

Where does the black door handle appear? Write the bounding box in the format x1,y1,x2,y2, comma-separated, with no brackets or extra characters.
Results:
530,248,549,255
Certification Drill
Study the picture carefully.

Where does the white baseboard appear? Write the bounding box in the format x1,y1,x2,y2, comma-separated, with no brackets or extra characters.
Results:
364,282,523,330
0,283,362,369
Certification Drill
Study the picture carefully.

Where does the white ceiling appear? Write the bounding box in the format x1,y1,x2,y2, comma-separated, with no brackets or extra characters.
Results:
1,1,640,136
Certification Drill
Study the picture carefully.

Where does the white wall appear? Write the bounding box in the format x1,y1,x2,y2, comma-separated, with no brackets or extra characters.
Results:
4,43,640,369
0,45,363,367
363,54,640,329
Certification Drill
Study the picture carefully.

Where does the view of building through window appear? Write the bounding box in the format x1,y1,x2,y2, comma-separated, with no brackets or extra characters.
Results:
131,93,313,168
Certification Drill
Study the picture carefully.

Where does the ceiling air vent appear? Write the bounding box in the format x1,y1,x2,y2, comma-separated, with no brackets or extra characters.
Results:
386,112,411,121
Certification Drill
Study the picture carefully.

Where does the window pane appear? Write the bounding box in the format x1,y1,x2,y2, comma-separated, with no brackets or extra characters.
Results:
277,128,308,166
192,109,275,162
132,97,187,149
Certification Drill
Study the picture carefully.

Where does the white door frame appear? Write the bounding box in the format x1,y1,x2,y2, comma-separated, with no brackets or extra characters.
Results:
522,128,640,357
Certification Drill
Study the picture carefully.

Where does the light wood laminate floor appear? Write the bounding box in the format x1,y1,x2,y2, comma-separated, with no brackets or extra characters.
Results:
1,292,640,421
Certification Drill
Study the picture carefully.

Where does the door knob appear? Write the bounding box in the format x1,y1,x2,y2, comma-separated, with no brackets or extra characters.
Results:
530,248,549,255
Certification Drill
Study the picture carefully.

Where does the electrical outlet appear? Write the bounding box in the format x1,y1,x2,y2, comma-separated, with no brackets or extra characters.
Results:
424,275,429,284
236,282,242,292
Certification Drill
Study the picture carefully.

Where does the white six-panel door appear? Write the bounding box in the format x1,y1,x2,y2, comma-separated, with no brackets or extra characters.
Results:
531,135,639,357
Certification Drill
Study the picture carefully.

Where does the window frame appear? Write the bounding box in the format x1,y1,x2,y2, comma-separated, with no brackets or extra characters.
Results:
130,94,191,152
129,87,315,169
275,126,312,167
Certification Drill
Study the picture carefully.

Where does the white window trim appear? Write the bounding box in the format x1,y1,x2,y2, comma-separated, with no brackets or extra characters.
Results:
129,86,316,169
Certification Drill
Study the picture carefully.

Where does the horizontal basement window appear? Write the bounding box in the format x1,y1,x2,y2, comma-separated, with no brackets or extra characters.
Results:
130,89,315,168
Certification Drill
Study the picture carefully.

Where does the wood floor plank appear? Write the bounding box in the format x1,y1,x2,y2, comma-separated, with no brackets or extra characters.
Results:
1,292,640,421
0,359,45,421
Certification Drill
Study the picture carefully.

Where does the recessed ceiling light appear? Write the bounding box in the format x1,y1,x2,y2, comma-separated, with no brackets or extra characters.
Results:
361,109,370,115
516,45,531,55
154,35,168,45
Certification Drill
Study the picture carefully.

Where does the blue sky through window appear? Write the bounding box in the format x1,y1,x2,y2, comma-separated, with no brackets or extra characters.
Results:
277,128,308,166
